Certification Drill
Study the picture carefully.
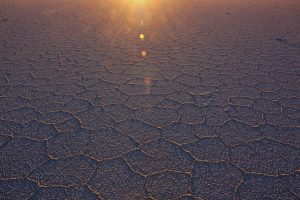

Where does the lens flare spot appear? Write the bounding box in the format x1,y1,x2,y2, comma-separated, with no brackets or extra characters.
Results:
144,77,152,85
141,50,147,57
139,33,145,40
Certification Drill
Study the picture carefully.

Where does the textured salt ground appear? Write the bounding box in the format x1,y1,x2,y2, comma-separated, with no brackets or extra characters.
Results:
0,0,300,199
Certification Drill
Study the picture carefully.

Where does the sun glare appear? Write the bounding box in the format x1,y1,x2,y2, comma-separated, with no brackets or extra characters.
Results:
129,0,148,5
125,0,156,9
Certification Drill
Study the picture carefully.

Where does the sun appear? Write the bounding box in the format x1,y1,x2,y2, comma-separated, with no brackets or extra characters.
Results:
126,0,155,8
129,0,147,4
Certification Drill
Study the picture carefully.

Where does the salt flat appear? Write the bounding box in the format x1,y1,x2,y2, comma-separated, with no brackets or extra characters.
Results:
0,0,300,199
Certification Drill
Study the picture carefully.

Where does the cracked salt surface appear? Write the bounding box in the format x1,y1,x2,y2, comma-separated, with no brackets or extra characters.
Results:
0,0,300,199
